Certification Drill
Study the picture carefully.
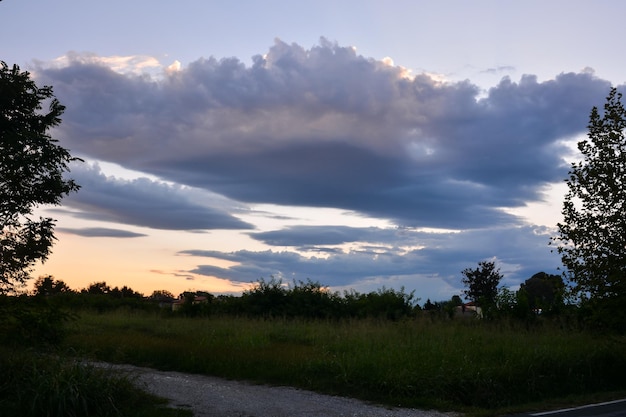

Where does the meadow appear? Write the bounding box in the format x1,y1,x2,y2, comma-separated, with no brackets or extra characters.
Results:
62,309,626,416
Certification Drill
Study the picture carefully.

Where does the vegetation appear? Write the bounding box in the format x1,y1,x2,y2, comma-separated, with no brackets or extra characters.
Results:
460,260,503,318
0,295,192,417
62,309,626,415
2,270,626,415
0,62,80,293
29,276,421,320
519,272,565,315
0,347,191,417
2,273,621,415
553,87,626,332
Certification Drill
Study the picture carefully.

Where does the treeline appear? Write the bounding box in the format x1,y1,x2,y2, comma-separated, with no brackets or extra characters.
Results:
0,270,598,349
24,272,572,323
28,276,419,320
193,278,418,320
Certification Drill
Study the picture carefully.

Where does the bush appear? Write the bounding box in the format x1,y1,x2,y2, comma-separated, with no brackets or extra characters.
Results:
0,295,73,346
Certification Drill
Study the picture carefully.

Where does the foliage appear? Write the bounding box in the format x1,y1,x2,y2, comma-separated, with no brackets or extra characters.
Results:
342,286,417,320
0,62,80,292
240,277,289,317
149,289,175,300
519,272,565,315
234,277,418,320
0,348,191,417
0,295,73,346
4,276,621,414
84,281,112,295
492,287,533,321
461,260,503,308
553,87,626,332
20,275,576,323
109,285,144,299
33,274,72,296
64,310,626,413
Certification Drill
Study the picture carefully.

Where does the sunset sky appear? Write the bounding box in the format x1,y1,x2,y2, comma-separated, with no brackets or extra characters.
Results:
2,1,625,301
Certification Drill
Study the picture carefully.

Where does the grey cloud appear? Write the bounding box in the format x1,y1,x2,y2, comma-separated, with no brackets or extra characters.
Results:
481,65,516,75
249,225,400,247
62,163,254,230
58,227,147,238
181,225,560,297
38,39,615,230
184,248,410,287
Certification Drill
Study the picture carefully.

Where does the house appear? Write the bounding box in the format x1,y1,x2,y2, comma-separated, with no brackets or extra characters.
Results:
172,295,209,311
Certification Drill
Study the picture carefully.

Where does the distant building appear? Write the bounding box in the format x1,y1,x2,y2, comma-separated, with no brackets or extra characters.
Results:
172,295,209,311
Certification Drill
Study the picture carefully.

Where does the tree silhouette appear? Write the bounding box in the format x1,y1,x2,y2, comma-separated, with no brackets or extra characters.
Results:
32,275,71,296
461,260,502,306
0,62,80,292
553,88,626,330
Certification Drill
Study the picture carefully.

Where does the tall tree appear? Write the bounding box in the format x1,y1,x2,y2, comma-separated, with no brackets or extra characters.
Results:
519,272,564,314
0,62,80,293
461,260,502,306
553,88,626,321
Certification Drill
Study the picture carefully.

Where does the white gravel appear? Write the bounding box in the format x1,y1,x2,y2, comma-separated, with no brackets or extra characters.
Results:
96,362,460,417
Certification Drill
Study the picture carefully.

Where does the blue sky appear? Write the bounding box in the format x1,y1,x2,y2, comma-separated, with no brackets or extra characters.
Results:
2,0,625,301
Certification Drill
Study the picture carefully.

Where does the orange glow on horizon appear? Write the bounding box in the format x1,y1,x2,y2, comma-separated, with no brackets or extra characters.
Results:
31,231,249,297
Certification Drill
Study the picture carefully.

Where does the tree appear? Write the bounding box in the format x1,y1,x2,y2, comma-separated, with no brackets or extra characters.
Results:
32,275,71,296
519,272,564,314
552,88,626,328
450,295,463,307
0,62,80,293
84,281,111,295
109,285,143,299
150,289,175,300
461,260,503,306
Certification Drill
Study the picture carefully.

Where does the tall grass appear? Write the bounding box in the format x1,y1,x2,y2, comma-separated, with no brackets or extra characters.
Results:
65,310,626,413
0,297,192,417
0,347,192,417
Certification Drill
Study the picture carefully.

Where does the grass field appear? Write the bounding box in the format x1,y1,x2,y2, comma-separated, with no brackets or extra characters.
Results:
62,310,626,416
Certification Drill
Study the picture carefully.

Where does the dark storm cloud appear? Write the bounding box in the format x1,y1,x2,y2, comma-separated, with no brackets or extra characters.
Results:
62,163,253,230
37,39,615,229
58,227,146,238
181,225,559,293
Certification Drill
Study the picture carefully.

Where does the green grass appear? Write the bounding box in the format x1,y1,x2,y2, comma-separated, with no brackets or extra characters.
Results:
63,311,626,415
0,346,192,417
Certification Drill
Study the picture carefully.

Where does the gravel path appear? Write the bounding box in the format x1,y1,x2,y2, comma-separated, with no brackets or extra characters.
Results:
97,362,459,417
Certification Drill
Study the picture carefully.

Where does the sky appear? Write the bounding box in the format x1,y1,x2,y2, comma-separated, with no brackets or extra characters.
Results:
2,0,626,302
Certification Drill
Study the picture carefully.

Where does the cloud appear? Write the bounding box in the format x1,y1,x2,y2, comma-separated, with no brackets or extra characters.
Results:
249,225,399,247
47,52,162,76
38,39,613,231
165,60,181,74
58,227,147,238
62,162,254,231
181,224,560,296
481,65,516,75
150,269,196,281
